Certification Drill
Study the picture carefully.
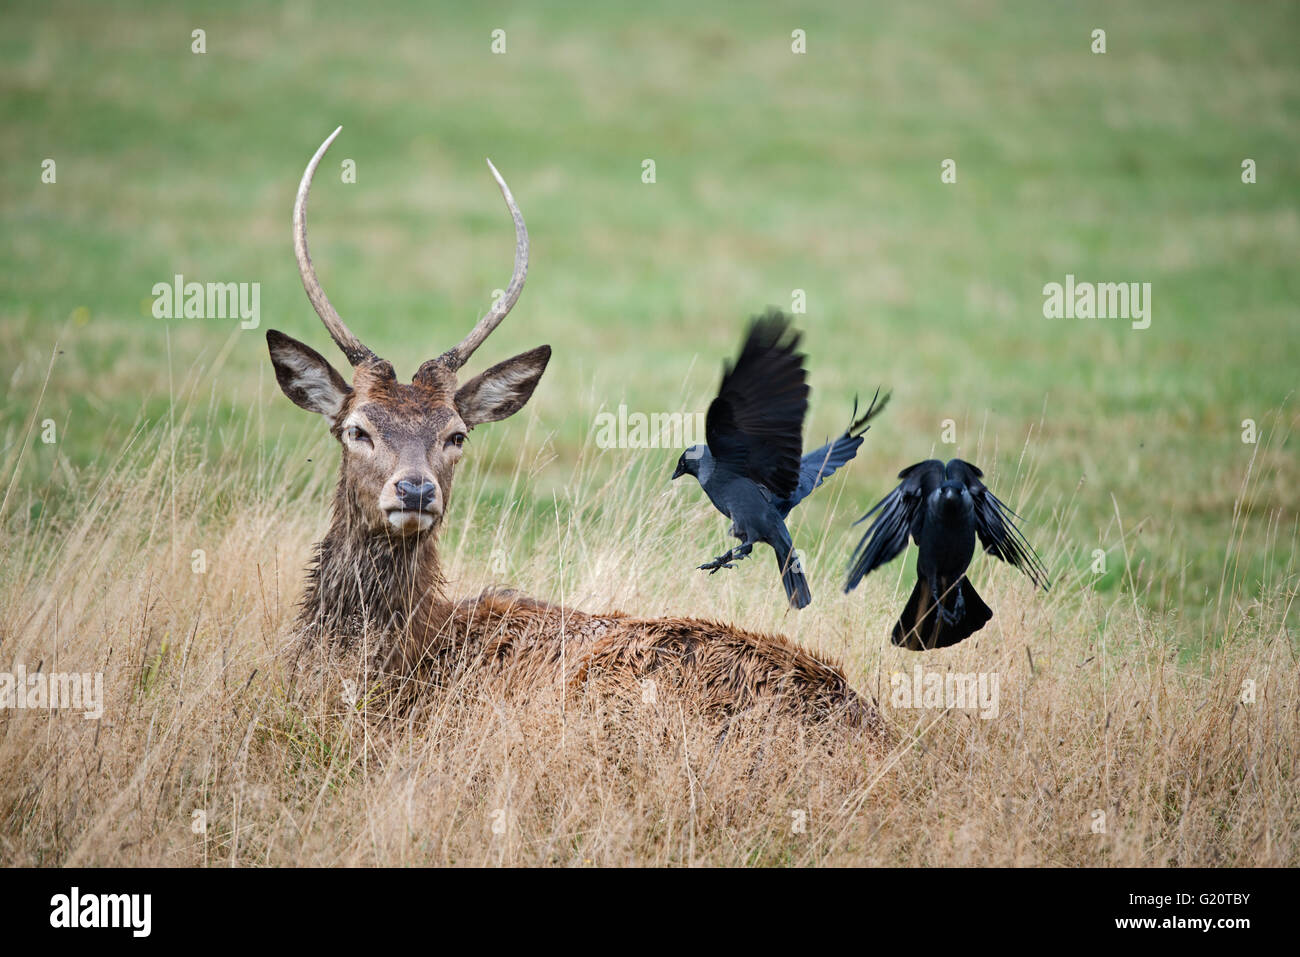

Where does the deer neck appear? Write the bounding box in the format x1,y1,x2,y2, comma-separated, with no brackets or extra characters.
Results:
295,486,447,644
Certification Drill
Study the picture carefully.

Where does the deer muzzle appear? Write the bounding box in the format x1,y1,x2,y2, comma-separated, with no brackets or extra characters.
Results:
386,477,442,533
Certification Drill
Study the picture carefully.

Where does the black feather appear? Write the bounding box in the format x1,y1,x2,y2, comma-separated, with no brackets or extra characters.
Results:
705,309,808,498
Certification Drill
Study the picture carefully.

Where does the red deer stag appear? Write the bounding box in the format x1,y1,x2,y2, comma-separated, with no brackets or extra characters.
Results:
271,128,881,735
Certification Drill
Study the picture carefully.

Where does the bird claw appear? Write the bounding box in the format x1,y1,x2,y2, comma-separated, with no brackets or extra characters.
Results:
698,557,736,573
939,592,965,625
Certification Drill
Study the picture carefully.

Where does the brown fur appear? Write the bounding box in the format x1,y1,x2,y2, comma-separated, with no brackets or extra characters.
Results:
290,504,881,737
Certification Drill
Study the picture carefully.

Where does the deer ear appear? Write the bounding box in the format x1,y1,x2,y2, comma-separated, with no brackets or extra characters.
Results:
267,329,351,423
454,345,550,427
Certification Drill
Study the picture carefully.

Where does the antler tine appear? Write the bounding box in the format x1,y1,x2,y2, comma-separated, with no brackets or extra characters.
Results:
442,158,529,370
293,126,376,366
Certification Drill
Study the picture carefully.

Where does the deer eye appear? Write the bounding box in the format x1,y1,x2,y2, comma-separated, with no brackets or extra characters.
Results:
343,425,372,449
446,432,467,450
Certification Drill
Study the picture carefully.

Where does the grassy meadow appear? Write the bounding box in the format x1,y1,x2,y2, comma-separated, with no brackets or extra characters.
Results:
0,0,1297,865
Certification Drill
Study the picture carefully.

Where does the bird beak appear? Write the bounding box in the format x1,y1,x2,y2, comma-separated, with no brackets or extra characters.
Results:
671,463,686,480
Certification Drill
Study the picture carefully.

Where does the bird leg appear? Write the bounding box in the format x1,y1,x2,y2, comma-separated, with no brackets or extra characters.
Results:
698,550,736,573
935,577,965,626
951,583,966,622
698,541,754,574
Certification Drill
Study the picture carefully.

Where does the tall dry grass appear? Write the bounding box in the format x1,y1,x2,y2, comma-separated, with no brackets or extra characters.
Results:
0,373,1296,866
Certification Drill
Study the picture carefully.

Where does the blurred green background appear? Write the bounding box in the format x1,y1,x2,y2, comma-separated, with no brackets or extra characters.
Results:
1,0,1297,633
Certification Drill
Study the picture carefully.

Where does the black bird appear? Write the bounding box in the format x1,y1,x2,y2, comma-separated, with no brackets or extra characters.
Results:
671,312,814,608
844,459,1049,649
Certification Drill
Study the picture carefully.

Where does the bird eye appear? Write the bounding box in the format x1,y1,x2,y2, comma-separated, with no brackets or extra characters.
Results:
344,425,372,448
446,432,467,450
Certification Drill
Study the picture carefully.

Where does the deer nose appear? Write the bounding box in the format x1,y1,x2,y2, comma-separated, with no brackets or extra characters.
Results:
395,478,439,512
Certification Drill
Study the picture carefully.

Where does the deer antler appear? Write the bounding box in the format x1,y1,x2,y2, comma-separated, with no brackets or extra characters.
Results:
293,126,377,366
439,158,529,370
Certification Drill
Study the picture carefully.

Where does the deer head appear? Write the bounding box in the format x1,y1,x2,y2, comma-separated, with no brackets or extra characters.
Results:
267,127,550,539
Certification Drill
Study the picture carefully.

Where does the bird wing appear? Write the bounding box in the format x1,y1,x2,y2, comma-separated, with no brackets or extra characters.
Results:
946,459,1051,589
786,389,890,510
705,311,808,498
844,459,944,591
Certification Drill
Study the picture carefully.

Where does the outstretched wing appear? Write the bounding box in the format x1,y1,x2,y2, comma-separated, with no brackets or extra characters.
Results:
705,310,808,497
946,459,1051,589
844,460,944,591
784,389,890,512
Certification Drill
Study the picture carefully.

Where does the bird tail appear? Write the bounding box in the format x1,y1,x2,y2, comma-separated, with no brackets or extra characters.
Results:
891,576,992,650
773,541,812,610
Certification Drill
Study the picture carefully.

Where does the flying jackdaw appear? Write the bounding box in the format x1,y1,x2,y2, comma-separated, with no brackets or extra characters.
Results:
844,459,1049,649
672,311,885,609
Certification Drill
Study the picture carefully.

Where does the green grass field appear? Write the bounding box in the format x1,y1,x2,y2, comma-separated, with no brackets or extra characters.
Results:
0,1,1297,866
4,0,1296,628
